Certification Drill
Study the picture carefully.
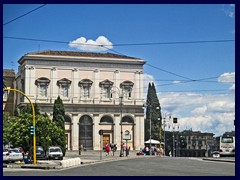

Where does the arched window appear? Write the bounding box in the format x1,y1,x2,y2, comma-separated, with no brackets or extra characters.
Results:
79,79,93,98
64,115,72,123
35,77,50,98
100,115,113,124
57,78,71,98
122,116,134,124
79,115,93,150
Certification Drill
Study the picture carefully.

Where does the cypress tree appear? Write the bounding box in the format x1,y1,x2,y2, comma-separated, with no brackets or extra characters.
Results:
52,96,66,155
145,82,162,142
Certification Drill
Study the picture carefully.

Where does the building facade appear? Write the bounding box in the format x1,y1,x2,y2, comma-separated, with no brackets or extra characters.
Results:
15,50,145,151
177,130,214,157
3,69,16,115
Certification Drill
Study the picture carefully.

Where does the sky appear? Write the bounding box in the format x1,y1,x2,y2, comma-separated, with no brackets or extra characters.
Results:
3,4,235,136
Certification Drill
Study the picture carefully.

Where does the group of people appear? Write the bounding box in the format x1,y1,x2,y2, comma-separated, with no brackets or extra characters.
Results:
105,143,117,156
105,143,130,156
136,145,163,156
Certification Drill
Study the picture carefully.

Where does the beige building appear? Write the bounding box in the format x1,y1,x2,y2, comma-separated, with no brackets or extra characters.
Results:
15,50,145,151
3,69,16,115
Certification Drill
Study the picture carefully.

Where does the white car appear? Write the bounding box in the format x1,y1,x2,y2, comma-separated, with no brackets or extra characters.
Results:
8,148,24,162
212,151,220,158
3,148,10,163
46,146,63,160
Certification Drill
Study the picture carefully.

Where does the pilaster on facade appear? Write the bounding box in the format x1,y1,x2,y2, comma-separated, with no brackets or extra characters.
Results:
72,68,78,104
72,113,80,150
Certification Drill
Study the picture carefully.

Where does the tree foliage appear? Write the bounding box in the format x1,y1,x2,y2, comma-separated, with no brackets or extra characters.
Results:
3,112,64,153
145,83,162,142
52,96,66,155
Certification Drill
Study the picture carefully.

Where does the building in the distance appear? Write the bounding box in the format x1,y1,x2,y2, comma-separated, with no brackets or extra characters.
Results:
3,69,16,115
15,50,145,151
177,130,215,157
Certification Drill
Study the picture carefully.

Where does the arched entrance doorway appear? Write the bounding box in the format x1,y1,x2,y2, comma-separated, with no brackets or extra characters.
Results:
64,115,72,150
100,115,114,148
79,115,93,150
122,115,135,149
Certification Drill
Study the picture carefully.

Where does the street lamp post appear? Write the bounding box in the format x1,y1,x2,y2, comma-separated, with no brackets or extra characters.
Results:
143,100,152,155
162,113,171,156
111,86,124,157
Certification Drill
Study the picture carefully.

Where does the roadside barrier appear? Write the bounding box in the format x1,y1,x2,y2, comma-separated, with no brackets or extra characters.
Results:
60,158,81,168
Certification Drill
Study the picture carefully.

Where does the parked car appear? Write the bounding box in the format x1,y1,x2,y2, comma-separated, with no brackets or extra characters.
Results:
46,146,63,160
212,151,220,158
28,146,46,160
3,148,10,163
8,148,24,162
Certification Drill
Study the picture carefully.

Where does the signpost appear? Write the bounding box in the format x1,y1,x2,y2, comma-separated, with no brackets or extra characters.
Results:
99,129,103,160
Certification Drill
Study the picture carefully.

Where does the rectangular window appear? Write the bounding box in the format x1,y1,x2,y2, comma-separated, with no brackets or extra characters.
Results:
82,86,90,98
123,87,131,99
102,87,111,98
39,84,47,97
60,84,69,97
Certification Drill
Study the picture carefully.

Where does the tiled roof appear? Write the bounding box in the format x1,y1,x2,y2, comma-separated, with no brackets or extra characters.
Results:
26,50,139,59
3,69,15,77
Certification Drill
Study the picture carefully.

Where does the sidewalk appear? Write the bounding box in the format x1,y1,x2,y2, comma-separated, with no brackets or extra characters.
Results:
3,150,144,169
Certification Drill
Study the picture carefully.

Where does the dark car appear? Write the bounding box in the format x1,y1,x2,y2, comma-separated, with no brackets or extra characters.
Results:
28,146,46,160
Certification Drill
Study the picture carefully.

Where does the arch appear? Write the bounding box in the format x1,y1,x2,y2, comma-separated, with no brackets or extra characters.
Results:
64,114,72,123
57,78,71,85
100,115,114,124
79,115,93,150
122,115,134,124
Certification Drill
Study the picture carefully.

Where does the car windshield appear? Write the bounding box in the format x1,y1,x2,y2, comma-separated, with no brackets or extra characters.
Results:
9,149,20,153
50,148,61,152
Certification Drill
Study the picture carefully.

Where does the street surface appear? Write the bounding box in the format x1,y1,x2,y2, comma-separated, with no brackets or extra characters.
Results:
3,156,235,176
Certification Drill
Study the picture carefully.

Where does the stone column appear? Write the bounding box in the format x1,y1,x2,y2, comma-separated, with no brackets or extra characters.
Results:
134,115,144,150
134,71,139,99
93,114,100,150
139,71,144,100
24,65,30,102
72,68,78,103
51,67,57,102
93,69,99,101
72,113,80,150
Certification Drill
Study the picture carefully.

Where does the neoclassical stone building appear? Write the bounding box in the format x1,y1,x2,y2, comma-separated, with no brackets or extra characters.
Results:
15,50,145,150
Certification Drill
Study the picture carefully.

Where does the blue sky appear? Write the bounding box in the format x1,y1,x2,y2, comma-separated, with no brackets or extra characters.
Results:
3,4,235,136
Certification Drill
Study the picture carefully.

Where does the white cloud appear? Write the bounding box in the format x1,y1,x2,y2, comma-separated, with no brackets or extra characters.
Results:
223,4,235,18
143,73,156,97
69,36,113,52
218,72,235,83
158,92,235,136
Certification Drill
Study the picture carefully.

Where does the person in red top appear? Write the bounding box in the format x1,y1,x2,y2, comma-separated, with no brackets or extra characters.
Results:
105,143,111,156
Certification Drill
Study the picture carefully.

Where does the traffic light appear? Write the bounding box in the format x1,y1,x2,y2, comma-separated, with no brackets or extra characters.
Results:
29,126,35,135
173,117,178,123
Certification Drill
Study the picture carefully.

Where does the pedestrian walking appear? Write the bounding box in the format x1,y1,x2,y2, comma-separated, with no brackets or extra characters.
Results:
105,143,110,156
79,144,83,155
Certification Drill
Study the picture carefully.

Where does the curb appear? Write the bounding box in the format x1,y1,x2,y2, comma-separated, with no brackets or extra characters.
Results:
202,158,235,163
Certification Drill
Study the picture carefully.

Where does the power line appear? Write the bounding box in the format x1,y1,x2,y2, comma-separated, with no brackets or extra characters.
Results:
3,4,47,26
4,36,234,81
104,39,235,46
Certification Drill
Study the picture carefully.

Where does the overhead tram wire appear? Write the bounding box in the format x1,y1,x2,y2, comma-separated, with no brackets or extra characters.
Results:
3,4,47,26
4,36,234,82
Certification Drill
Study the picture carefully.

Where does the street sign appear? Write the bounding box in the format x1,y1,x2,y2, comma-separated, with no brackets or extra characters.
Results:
99,129,103,135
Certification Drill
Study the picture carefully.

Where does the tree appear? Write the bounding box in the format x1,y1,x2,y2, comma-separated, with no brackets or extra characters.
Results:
14,106,20,117
52,96,66,155
3,112,63,153
145,82,162,141
34,103,41,115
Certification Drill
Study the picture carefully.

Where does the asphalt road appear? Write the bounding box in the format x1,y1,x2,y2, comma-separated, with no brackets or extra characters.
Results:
3,156,235,176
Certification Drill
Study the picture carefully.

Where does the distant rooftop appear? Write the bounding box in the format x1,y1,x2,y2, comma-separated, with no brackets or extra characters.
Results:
3,69,15,77
25,50,140,60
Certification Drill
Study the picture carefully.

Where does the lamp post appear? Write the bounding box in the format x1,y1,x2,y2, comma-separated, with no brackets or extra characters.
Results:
143,100,152,155
111,86,124,157
162,112,171,156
